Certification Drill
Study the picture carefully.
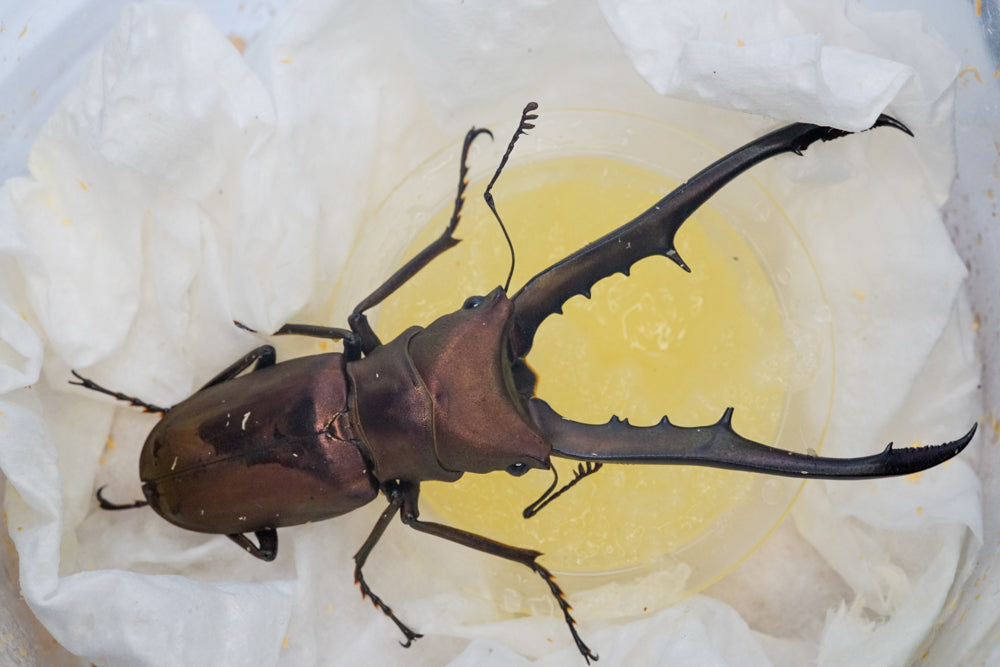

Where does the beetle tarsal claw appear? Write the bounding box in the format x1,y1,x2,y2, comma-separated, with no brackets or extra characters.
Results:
95,485,148,511
530,398,974,480
226,529,278,561
528,560,597,662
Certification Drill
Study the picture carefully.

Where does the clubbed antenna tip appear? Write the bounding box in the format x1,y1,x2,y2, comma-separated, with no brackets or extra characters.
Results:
484,102,540,293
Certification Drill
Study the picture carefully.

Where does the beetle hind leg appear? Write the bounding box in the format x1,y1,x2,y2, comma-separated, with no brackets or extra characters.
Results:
228,529,278,561
95,485,148,511
69,371,169,414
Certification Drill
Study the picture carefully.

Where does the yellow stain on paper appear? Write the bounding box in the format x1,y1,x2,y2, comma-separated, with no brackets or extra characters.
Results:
228,34,247,54
987,412,1000,443
958,65,983,84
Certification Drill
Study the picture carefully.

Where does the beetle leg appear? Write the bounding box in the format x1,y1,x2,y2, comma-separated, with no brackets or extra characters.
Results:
529,398,976,479
197,345,276,391
353,490,423,647
236,320,365,359
508,116,913,357
227,529,278,561
395,481,599,663
347,127,495,356
234,320,356,342
273,324,362,360
270,323,355,341
71,346,276,412
69,371,170,414
95,485,148,510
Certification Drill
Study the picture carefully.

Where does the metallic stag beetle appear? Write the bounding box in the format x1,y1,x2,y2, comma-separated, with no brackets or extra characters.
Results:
73,103,975,662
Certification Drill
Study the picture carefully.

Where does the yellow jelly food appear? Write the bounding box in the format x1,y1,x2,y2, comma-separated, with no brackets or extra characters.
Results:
376,155,790,573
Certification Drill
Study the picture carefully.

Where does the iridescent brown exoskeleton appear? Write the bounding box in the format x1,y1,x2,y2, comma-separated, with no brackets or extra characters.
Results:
73,103,975,662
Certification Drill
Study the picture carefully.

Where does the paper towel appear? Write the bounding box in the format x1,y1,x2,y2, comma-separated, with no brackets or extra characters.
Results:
0,1,981,665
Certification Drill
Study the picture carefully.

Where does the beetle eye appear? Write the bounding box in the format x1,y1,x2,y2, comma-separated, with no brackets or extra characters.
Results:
506,462,530,476
462,296,486,310
463,295,486,309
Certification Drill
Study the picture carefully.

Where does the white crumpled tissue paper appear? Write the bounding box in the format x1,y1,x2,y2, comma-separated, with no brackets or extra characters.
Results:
0,1,982,665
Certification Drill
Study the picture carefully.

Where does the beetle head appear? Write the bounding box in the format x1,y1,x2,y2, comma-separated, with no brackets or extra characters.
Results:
406,286,551,476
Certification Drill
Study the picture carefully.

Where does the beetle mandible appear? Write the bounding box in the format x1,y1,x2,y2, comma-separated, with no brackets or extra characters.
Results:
73,103,976,662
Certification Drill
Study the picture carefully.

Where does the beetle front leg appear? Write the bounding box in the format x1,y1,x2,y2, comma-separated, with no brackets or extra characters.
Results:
347,127,494,356
395,482,598,663
353,490,423,647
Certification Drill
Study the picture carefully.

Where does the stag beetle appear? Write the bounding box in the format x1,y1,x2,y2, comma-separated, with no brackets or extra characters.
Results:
73,103,975,662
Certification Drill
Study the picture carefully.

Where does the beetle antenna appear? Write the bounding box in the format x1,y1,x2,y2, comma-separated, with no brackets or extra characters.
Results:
523,461,603,518
484,102,539,293
523,465,559,518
